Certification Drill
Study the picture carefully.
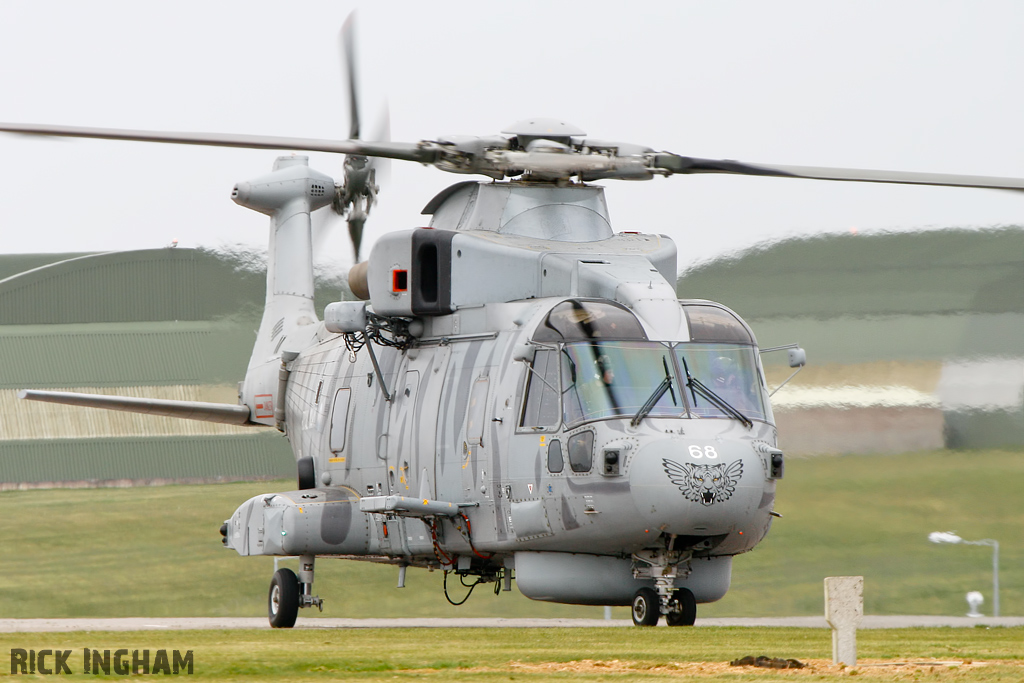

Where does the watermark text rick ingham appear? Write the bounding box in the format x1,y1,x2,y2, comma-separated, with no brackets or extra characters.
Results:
11,648,193,675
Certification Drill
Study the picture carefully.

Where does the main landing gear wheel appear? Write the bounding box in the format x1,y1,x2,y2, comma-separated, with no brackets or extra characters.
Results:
631,587,660,627
268,568,299,628
665,587,697,627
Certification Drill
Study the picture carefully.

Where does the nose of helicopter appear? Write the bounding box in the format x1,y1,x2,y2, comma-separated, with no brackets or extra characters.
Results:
628,438,764,535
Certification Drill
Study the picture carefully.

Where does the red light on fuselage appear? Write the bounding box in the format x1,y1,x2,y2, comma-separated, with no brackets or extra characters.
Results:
392,269,408,292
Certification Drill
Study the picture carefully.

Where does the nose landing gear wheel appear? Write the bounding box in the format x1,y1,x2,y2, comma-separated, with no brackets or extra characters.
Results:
631,587,660,626
665,587,697,626
268,568,300,628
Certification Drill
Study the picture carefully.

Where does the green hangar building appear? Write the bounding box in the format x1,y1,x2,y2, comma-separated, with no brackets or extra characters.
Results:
678,228,1024,455
0,247,347,488
2,228,1021,487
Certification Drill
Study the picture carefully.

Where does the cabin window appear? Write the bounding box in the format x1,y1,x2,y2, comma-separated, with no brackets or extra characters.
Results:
567,431,594,473
547,439,564,473
520,349,560,428
329,388,351,453
466,376,489,446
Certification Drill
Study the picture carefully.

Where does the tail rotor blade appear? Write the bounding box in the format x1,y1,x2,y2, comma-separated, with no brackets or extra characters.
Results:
348,215,366,263
311,204,343,254
341,12,361,141
337,11,383,264
370,101,392,187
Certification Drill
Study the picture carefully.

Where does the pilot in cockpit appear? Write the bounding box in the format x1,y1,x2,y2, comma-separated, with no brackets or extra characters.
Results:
710,355,758,412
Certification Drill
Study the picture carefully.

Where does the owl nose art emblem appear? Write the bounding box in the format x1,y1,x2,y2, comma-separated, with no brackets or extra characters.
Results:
662,458,743,506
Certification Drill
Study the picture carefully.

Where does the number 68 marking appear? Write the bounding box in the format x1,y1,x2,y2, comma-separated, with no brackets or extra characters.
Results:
688,445,719,459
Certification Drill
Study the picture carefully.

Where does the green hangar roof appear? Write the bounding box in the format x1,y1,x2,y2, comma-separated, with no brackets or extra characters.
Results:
0,248,268,324
0,248,349,388
677,227,1024,321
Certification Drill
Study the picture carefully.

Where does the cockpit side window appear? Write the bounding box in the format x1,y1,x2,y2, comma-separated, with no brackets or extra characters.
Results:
520,349,561,429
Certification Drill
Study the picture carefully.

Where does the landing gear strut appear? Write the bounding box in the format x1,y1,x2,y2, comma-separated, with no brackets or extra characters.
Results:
632,547,696,627
268,554,323,628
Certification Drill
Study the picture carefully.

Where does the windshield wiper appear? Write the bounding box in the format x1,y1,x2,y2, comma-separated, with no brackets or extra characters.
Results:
679,357,753,429
631,357,677,427
560,348,577,385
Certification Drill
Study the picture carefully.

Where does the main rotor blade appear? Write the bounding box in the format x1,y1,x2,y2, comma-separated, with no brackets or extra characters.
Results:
654,155,1024,191
0,122,436,163
8,121,1024,190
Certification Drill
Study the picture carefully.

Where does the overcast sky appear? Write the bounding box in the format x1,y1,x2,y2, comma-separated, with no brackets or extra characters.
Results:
1,1,1022,272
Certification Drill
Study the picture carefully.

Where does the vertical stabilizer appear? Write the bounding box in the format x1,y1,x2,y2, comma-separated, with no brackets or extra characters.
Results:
233,156,335,427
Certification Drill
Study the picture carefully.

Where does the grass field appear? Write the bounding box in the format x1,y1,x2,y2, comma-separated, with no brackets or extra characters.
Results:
1,627,1022,681
0,448,1020,620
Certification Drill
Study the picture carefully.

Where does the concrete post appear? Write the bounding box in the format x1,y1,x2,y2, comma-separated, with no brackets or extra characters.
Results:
824,576,863,666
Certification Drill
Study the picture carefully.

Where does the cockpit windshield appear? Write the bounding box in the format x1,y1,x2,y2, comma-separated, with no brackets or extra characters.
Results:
675,344,768,423
560,341,683,425
518,300,770,429
520,339,770,429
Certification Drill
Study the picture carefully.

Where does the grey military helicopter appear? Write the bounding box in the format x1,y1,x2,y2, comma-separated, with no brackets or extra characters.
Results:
7,21,1024,629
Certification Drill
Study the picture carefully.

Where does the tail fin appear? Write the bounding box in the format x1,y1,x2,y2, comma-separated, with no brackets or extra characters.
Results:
233,156,335,427
17,157,335,432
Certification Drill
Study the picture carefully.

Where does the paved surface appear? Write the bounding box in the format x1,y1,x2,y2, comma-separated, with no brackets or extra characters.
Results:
1,616,1022,632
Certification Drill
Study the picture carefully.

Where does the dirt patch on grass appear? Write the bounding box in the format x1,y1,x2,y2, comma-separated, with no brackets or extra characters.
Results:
500,658,1016,678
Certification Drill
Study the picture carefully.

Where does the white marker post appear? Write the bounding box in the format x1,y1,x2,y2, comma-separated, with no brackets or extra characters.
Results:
824,576,863,666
